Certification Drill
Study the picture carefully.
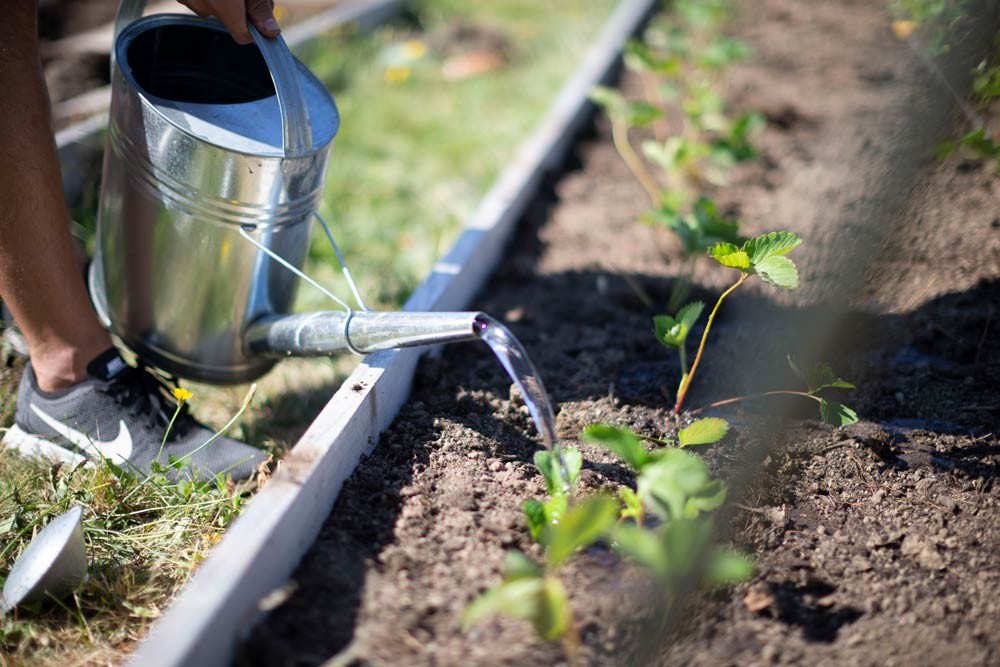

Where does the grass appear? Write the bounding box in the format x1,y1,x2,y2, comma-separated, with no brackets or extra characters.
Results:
0,1,618,663
0,442,251,666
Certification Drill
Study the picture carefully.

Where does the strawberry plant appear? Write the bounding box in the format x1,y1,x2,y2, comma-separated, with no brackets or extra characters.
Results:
465,419,752,658
658,230,858,425
582,422,753,597
589,0,762,313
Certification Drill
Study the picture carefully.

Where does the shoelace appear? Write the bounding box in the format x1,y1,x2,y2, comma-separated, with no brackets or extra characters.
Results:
100,367,194,440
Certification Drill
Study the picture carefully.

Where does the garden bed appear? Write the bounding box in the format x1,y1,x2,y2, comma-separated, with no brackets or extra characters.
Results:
241,0,1000,665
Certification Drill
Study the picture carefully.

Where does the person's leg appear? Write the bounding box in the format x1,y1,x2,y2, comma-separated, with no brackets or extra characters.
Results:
0,1,111,392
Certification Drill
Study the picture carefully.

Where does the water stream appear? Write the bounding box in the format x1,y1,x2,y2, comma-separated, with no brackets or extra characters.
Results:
473,315,571,482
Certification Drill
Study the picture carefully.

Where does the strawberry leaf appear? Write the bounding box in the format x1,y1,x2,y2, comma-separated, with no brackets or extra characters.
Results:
709,242,751,270
705,548,754,585
504,550,542,580
546,496,618,567
819,399,859,427
683,478,728,518
678,417,729,447
676,301,705,333
744,231,802,264
611,522,670,579
582,425,649,472
618,486,643,521
561,447,583,491
806,363,855,393
754,255,799,289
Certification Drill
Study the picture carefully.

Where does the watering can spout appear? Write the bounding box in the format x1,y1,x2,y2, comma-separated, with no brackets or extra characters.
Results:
244,311,490,357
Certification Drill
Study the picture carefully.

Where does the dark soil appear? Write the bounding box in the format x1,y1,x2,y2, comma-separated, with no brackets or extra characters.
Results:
242,1,1000,665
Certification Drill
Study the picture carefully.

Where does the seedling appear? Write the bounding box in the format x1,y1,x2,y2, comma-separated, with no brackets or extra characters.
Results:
655,231,858,424
591,0,761,315
464,494,619,662
582,422,753,590
672,231,803,413
466,421,752,656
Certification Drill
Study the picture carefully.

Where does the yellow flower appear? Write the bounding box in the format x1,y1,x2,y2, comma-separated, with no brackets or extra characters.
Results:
384,65,412,84
892,20,916,40
401,40,428,61
172,387,194,403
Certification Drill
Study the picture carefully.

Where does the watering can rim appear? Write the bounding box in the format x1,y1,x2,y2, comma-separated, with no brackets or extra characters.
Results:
113,12,338,159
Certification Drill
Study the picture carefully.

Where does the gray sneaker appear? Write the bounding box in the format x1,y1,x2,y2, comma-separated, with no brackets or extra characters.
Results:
3,348,266,482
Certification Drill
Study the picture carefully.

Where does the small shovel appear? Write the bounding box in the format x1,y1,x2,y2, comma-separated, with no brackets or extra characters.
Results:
1,506,87,613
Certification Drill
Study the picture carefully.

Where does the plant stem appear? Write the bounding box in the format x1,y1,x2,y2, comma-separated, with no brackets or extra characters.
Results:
688,390,820,416
610,120,662,207
673,274,748,414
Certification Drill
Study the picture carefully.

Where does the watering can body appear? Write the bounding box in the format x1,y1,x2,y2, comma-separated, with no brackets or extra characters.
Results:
90,4,339,384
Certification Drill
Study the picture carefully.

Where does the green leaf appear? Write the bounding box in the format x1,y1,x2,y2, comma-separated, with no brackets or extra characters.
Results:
806,362,855,393
618,486,643,522
709,242,750,270
533,451,563,497
934,140,958,160
546,496,618,567
754,255,799,289
611,522,669,579
623,40,681,76
523,499,546,542
504,550,542,581
678,417,729,447
691,198,743,246
654,301,702,349
676,301,705,334
544,494,568,531
581,425,649,472
462,577,545,631
561,447,582,491
819,399,859,427
535,577,571,640
625,101,663,128
705,548,755,585
683,478,728,518
637,449,710,520
588,86,626,120
660,517,715,578
654,314,682,349
744,231,802,264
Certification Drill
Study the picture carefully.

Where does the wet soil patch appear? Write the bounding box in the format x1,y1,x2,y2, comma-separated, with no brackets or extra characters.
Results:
243,1,1000,665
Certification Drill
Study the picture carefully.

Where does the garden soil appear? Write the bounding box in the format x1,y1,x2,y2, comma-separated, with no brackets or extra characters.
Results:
242,1,1000,665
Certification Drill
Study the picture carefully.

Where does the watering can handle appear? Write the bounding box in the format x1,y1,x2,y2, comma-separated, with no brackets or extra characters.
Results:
112,0,313,157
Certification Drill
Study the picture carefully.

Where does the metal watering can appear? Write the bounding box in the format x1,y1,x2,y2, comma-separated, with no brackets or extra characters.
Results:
90,1,488,384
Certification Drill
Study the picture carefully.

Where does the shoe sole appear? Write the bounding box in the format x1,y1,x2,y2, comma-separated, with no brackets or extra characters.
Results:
2,425,88,466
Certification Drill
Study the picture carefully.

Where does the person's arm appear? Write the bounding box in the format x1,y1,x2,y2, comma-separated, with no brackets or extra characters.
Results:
176,0,280,44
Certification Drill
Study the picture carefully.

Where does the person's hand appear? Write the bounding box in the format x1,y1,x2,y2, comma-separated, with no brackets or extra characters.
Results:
176,0,280,45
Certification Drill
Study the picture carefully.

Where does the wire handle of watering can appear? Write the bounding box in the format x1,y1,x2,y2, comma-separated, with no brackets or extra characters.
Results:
112,0,312,157
239,212,372,355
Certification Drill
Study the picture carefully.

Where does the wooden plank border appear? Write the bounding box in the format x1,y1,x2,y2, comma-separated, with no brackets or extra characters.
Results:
127,1,657,665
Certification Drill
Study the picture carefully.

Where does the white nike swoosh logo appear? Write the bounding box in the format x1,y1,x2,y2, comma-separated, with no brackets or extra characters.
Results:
30,405,134,464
